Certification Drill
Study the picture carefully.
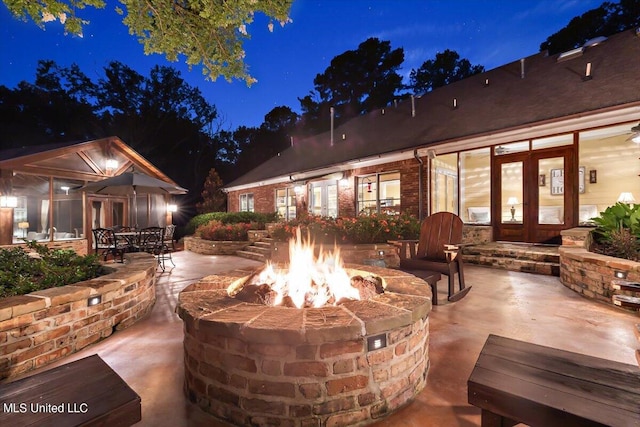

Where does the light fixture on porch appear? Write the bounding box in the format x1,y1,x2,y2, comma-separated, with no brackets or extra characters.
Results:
507,197,519,222
105,158,119,172
0,196,18,208
294,185,304,194
617,192,636,205
60,185,70,195
630,123,640,143
167,204,178,213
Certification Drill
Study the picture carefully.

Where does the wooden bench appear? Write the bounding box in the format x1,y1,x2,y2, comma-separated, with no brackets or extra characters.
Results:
468,334,640,427
0,354,141,427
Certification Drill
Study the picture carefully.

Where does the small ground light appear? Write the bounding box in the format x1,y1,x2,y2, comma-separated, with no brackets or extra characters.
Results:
87,295,102,306
367,334,387,351
614,270,627,279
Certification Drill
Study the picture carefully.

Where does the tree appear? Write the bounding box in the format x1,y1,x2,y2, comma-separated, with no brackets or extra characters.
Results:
2,0,293,85
196,168,227,213
540,0,640,54
408,49,484,95
299,38,404,134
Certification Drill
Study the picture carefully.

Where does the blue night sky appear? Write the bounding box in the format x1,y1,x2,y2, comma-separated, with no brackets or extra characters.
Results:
1,1,602,129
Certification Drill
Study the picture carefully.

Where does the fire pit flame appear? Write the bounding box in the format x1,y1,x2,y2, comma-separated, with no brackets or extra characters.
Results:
228,228,383,308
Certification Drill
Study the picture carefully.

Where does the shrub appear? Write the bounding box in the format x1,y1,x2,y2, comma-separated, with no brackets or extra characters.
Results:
184,211,278,235
0,242,105,298
270,213,420,244
194,220,253,241
591,202,640,261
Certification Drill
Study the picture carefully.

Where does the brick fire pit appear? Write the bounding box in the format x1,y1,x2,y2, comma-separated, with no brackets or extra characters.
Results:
177,264,433,427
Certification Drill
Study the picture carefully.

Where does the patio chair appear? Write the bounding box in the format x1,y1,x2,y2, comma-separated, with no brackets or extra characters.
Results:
162,224,176,267
397,212,471,303
137,227,166,271
92,228,125,262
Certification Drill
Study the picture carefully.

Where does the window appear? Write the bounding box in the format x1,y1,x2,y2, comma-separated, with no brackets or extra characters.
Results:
460,148,490,223
357,172,400,215
240,193,254,212
276,188,296,220
431,153,458,214
579,124,637,224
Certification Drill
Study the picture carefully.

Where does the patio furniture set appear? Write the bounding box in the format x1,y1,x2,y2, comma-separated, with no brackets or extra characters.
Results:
92,225,176,270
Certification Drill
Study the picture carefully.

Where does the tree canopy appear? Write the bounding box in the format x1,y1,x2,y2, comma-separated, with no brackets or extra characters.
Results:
408,49,484,95
298,38,404,134
540,0,640,54
2,0,293,85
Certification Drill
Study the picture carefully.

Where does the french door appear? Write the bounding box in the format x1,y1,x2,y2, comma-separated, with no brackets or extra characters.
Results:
309,181,338,217
492,146,575,243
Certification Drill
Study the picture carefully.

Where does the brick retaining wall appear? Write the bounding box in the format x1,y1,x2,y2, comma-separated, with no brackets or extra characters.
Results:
559,227,640,310
0,252,157,380
183,237,250,255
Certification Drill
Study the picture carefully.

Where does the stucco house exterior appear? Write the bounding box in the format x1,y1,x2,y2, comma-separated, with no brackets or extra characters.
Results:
0,136,184,253
224,29,640,244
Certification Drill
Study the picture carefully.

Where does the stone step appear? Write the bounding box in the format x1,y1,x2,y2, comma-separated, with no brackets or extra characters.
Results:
236,250,266,263
462,254,560,276
254,241,272,249
612,294,640,310
244,245,271,255
611,280,640,293
463,243,560,263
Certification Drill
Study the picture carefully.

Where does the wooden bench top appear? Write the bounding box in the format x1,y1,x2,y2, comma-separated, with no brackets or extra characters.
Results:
468,334,640,427
0,354,141,427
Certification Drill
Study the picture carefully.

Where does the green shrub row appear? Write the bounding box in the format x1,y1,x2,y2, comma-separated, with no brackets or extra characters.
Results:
184,211,278,236
0,242,106,298
270,213,421,244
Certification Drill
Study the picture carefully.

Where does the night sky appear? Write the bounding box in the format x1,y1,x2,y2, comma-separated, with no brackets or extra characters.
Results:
1,0,602,129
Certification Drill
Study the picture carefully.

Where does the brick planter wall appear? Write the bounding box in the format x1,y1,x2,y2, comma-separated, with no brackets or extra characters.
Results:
559,227,639,309
1,239,89,256
0,252,157,380
184,237,249,255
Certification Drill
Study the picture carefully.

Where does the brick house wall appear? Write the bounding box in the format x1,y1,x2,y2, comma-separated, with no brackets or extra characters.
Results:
227,157,426,219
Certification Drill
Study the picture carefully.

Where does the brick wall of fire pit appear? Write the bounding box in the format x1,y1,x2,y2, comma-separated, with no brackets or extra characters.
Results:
178,265,432,427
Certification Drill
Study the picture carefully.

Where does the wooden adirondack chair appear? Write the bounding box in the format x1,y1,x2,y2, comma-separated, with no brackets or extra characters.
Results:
397,212,471,303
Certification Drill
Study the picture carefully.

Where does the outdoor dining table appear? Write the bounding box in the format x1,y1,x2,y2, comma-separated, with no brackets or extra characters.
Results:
114,231,145,252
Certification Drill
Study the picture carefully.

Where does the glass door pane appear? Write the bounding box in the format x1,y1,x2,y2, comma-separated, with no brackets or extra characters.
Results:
501,162,523,224
539,157,565,225
327,184,337,218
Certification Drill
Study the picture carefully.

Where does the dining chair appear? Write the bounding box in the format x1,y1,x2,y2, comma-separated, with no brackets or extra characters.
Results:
138,227,166,271
92,228,125,262
162,224,176,267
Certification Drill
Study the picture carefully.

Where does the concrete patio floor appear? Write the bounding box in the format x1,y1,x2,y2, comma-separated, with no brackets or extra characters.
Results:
40,250,639,426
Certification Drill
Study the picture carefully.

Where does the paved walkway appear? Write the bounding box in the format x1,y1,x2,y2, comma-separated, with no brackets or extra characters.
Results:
42,250,638,426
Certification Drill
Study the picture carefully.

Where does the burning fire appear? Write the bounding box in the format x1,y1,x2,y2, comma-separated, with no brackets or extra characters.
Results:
228,228,384,308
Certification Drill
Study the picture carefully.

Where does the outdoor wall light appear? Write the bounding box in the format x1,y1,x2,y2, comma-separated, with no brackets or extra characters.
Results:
0,196,18,208
167,204,178,213
630,123,640,143
367,333,387,351
294,185,304,194
614,270,627,279
87,295,102,306
339,178,349,187
60,185,70,195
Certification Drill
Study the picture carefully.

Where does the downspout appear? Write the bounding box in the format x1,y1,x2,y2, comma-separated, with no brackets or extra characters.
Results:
414,149,423,221
330,106,335,146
